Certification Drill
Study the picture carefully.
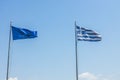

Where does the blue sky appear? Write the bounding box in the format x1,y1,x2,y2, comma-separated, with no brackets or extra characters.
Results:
0,0,120,80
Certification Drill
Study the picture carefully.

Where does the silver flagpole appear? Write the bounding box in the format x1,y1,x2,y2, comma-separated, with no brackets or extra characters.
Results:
6,21,12,80
75,21,79,80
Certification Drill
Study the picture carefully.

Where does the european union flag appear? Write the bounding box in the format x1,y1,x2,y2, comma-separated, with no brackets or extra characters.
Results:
12,26,37,40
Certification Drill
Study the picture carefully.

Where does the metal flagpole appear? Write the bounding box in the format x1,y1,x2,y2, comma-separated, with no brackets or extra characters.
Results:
6,21,12,80
75,21,79,80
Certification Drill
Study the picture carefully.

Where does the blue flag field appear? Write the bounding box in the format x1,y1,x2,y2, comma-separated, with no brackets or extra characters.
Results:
12,26,37,40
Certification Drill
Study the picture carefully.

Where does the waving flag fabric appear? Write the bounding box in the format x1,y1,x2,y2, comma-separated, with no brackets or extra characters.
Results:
12,26,37,40
76,26,101,41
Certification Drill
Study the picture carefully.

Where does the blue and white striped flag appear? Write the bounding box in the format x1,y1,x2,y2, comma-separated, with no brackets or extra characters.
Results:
76,26,102,41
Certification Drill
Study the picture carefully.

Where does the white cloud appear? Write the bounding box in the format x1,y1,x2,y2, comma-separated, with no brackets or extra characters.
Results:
78,72,114,80
79,72,97,80
8,77,18,80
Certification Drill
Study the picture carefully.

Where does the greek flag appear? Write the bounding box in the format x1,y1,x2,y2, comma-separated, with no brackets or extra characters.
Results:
76,26,102,41
12,26,37,40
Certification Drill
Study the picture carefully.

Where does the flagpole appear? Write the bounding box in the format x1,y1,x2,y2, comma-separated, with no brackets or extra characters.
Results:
75,21,79,80
6,21,12,80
